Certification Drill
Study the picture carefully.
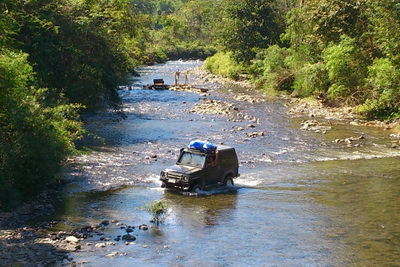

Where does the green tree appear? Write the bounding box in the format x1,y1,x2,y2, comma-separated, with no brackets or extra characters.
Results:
219,0,288,63
0,51,82,209
8,0,144,110
367,1,400,63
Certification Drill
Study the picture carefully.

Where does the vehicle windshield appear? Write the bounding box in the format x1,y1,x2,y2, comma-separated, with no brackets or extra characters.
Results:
178,152,205,167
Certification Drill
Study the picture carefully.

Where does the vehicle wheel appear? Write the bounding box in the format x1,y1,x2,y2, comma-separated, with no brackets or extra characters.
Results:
165,183,174,189
224,175,234,187
190,183,201,193
162,182,174,189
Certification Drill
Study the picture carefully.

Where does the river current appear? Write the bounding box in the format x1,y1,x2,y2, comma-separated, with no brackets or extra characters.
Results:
51,61,399,266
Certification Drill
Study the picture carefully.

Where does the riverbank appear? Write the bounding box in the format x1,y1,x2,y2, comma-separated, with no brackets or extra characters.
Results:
288,97,400,131
192,65,400,133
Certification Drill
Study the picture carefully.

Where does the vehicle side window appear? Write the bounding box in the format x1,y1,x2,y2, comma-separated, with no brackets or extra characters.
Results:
206,155,217,167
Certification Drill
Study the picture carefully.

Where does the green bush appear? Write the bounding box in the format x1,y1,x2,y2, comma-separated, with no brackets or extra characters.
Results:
292,62,329,97
357,58,400,118
250,45,293,93
204,52,242,80
323,35,368,102
143,200,168,225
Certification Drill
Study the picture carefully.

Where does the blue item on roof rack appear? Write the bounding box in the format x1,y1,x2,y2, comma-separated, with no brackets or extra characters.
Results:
188,140,217,154
203,141,217,153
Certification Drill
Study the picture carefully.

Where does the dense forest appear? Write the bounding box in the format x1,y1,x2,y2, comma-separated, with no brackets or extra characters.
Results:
1,0,399,208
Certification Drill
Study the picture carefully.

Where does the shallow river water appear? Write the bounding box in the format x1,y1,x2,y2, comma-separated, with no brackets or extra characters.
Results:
51,61,399,266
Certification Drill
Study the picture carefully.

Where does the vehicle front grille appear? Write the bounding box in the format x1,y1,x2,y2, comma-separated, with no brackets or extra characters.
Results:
168,173,182,180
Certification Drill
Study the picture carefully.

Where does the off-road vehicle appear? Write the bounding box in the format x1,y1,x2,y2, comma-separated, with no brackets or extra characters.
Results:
160,142,240,192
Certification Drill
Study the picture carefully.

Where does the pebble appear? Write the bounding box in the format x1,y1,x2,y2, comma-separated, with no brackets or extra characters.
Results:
107,252,118,258
246,131,265,138
139,224,149,230
95,243,107,248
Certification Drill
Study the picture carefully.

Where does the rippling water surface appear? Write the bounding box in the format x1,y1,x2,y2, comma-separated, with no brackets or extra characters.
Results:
50,61,399,266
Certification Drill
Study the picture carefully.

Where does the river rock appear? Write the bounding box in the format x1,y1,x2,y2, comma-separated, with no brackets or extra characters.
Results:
65,236,79,243
190,98,239,116
122,234,136,241
246,131,265,138
106,252,119,258
95,242,107,248
139,224,149,230
65,244,81,252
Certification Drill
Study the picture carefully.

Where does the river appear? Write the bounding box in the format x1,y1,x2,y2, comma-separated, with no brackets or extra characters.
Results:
49,61,400,266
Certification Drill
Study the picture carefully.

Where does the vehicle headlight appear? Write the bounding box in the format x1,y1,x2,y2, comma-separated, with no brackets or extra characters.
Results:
181,175,189,182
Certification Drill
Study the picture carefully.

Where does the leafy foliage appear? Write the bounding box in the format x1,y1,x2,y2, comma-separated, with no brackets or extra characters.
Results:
9,0,143,110
250,45,292,93
358,58,400,117
323,35,368,102
0,51,82,209
214,0,400,117
219,0,287,63
143,200,168,225
148,0,220,60
292,62,329,97
204,52,243,80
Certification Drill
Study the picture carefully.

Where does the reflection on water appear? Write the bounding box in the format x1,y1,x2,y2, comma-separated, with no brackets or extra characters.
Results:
163,189,239,227
47,60,400,266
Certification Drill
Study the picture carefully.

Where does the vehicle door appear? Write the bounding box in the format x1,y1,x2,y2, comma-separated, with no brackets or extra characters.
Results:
203,154,220,185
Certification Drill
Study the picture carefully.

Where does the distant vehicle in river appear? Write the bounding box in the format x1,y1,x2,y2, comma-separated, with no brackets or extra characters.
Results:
144,79,170,90
160,140,240,192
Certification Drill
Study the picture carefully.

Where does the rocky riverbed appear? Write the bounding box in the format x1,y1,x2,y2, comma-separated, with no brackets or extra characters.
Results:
288,97,400,131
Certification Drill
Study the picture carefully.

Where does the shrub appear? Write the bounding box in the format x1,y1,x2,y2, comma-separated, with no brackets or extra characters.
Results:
323,35,368,102
204,52,242,80
143,200,168,225
251,45,293,92
357,58,400,118
292,62,329,97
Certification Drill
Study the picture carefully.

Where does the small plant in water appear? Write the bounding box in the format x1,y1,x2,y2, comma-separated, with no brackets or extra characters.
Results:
144,200,167,225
